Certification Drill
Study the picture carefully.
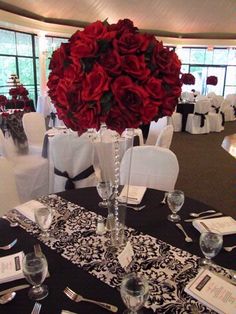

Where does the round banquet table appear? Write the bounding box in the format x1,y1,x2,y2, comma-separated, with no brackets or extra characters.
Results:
0,188,235,314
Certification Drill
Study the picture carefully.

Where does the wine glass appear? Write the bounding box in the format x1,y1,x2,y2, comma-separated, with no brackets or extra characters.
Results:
34,207,53,238
96,181,113,208
167,190,184,222
199,230,223,267
23,252,48,300
120,273,149,314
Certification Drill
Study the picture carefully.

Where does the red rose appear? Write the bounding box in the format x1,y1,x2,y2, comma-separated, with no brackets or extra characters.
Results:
141,101,160,124
71,36,98,59
108,19,136,35
114,32,149,55
83,21,108,39
112,76,149,115
121,55,150,81
99,50,122,75
49,43,69,74
145,77,163,99
82,63,109,102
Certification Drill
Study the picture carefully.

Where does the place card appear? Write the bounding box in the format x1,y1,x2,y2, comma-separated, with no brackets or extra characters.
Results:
0,251,24,284
118,241,134,269
193,216,236,235
118,185,146,204
185,268,236,314
15,200,46,222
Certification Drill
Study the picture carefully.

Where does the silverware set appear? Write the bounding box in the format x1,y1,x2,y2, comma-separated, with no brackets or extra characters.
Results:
175,224,193,242
63,286,118,312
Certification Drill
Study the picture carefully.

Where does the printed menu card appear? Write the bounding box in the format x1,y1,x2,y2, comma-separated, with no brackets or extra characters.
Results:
118,185,146,204
185,268,236,314
193,216,236,235
0,251,24,283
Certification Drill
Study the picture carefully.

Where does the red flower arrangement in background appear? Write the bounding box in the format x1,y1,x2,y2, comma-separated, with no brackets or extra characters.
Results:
181,73,195,85
47,19,182,134
9,85,29,100
206,76,218,86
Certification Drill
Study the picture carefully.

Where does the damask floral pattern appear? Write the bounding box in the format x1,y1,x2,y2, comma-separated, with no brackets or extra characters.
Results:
9,195,226,313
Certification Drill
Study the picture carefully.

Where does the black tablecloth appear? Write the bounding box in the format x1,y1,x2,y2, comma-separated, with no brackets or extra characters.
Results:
5,99,35,112
0,188,235,314
176,102,195,131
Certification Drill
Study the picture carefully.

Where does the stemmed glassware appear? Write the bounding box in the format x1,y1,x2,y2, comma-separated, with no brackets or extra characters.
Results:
120,273,149,314
167,190,185,222
96,181,113,208
22,252,48,300
199,230,223,267
34,207,53,238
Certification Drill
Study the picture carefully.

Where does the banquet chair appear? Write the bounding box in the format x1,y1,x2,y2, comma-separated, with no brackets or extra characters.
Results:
120,146,179,192
185,99,211,134
221,99,236,121
0,129,49,202
208,97,224,132
155,125,174,149
22,112,46,155
167,111,182,132
145,117,168,145
0,157,20,215
50,132,97,193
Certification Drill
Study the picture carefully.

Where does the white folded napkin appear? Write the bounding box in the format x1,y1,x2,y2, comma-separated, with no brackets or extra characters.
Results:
15,200,46,222
118,185,146,204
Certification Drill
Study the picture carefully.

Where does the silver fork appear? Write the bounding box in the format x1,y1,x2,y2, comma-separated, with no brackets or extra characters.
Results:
64,287,118,312
0,239,17,250
31,302,42,314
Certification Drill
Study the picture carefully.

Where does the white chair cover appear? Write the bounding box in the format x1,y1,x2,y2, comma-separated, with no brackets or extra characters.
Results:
208,97,224,132
0,129,49,202
167,112,182,132
221,99,236,121
185,99,211,134
50,133,97,193
145,117,168,145
0,157,20,215
225,94,236,107
120,146,179,192
122,128,144,146
22,112,46,155
155,125,174,149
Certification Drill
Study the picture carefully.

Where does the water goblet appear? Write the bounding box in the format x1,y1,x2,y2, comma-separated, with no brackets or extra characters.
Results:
34,206,53,238
96,181,113,208
199,230,223,267
167,190,184,222
120,273,149,314
23,252,48,300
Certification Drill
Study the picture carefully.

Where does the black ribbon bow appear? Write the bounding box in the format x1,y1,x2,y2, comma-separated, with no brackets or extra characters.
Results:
194,112,208,127
211,105,220,113
54,165,95,190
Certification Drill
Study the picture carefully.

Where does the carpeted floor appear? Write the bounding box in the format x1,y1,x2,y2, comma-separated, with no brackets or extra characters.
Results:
170,121,236,217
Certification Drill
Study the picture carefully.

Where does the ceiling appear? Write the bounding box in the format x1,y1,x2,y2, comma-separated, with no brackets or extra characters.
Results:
0,0,235,45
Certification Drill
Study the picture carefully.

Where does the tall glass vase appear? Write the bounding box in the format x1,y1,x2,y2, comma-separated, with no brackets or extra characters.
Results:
92,125,134,249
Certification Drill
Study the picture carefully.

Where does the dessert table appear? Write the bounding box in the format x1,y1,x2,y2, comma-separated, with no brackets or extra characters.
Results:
0,188,235,314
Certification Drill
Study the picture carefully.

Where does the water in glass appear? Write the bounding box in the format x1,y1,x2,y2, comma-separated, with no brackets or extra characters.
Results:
167,190,184,222
34,207,53,238
120,273,149,314
23,252,48,300
96,181,113,208
199,230,223,266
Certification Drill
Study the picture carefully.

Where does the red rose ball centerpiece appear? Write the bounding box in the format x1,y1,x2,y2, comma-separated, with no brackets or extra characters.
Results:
47,18,182,134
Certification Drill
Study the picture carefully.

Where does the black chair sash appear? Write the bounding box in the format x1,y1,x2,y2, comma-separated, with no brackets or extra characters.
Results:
194,112,208,128
233,106,236,117
220,112,225,126
211,105,220,113
54,165,95,190
133,135,140,146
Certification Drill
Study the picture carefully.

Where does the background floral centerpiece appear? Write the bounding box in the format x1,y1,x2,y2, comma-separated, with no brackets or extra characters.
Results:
47,19,182,134
181,73,195,85
206,75,218,86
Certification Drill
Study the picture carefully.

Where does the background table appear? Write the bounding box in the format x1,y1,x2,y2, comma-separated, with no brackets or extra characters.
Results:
0,188,235,314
